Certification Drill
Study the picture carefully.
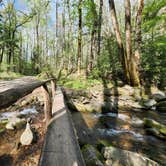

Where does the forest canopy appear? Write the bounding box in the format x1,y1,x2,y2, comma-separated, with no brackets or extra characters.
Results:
0,0,165,88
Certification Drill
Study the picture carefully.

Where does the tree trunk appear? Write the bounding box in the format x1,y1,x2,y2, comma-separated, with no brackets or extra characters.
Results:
77,0,82,75
133,0,144,84
125,0,140,86
97,0,103,60
108,0,130,83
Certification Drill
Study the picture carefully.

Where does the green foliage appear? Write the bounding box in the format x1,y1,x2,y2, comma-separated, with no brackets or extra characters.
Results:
0,70,23,80
142,0,166,88
59,76,101,89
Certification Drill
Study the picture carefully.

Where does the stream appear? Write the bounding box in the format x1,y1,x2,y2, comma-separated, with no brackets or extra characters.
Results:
71,109,166,165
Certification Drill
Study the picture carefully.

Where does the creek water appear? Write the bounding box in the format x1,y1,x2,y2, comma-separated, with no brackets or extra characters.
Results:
0,107,38,121
72,109,166,165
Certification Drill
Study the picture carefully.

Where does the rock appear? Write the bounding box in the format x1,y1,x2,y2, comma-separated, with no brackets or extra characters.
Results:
160,127,166,136
102,146,159,166
133,88,142,101
0,128,5,135
120,85,134,96
20,122,33,145
144,118,164,129
74,103,95,113
82,144,104,166
6,117,26,130
131,117,144,127
151,91,165,102
145,128,161,137
105,159,113,166
156,100,166,112
143,99,157,108
144,118,166,137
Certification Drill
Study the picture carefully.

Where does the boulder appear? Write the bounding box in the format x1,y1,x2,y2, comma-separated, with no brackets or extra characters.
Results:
20,122,33,145
144,118,166,137
143,99,157,108
6,117,26,130
144,118,164,129
131,117,144,127
82,144,104,166
102,146,159,166
120,85,134,95
156,100,166,113
151,91,165,102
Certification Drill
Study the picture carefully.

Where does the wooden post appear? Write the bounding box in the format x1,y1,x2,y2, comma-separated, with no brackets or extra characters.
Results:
41,85,52,126
51,80,56,99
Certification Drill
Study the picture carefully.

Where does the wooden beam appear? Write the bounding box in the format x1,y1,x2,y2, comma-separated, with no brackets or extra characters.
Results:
0,77,55,108
39,88,85,166
51,80,56,99
41,85,52,126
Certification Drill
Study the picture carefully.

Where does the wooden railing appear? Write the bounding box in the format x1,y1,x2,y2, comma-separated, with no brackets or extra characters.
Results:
0,77,56,126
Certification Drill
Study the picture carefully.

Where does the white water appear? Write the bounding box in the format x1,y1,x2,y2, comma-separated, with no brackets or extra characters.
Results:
0,107,38,121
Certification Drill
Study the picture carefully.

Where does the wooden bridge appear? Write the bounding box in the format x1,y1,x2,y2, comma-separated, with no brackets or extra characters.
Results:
0,77,85,166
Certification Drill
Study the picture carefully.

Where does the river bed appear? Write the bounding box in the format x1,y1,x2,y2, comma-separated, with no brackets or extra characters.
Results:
71,109,166,165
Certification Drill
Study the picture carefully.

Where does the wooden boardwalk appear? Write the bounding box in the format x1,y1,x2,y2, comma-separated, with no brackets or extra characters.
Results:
0,77,85,165
39,87,85,166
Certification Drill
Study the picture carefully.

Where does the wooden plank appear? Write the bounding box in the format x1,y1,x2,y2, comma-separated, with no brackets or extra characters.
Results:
39,88,85,166
0,77,55,108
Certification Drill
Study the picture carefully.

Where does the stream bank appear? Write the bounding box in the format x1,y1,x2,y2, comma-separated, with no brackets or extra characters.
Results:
64,84,166,166
0,88,45,166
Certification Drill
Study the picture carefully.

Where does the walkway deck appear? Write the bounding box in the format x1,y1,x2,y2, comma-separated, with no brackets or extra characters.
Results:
0,77,85,165
39,88,85,166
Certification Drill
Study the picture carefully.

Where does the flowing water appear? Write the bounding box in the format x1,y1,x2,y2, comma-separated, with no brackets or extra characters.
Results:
71,109,166,165
0,107,38,121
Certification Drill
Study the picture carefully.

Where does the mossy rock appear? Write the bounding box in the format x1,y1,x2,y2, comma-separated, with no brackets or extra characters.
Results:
96,140,112,151
156,101,166,112
82,144,104,166
74,103,95,113
144,118,166,137
144,118,164,129
160,127,166,136
0,128,5,135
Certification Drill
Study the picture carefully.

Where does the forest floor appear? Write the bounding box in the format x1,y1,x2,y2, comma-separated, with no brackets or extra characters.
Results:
0,88,45,166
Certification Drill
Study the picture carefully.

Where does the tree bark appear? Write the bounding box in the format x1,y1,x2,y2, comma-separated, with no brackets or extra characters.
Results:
108,0,130,83
77,0,82,75
88,0,98,73
134,0,144,74
97,0,103,59
125,0,140,86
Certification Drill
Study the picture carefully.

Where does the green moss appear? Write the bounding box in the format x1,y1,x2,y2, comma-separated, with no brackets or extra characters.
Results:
0,128,5,135
144,118,164,129
96,140,112,151
160,127,166,136
59,77,101,90
0,71,23,80
82,144,104,163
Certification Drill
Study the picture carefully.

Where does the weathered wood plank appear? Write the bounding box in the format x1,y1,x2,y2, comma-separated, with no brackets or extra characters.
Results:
0,77,55,108
39,88,85,166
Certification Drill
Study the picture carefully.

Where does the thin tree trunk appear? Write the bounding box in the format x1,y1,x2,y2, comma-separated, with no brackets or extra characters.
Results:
108,0,130,83
134,0,144,74
126,0,141,86
77,0,82,75
97,0,103,59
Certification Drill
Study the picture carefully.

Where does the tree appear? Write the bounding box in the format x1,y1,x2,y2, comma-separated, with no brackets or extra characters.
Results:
77,0,82,75
125,0,141,86
108,0,130,83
